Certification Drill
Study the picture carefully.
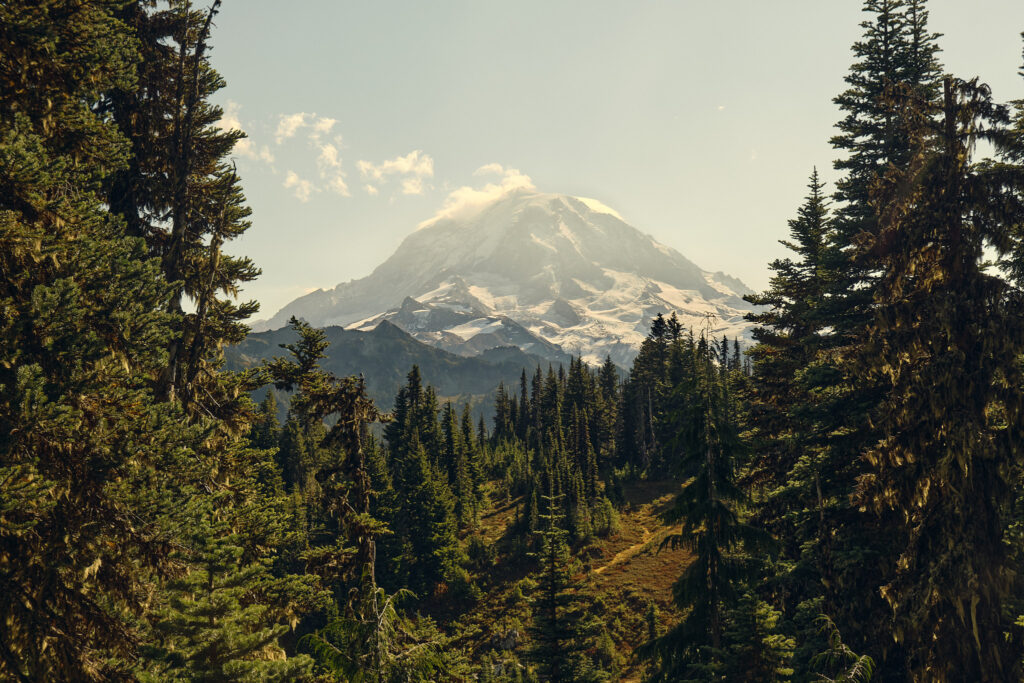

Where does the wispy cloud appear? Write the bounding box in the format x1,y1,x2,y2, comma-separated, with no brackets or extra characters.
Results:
326,174,350,196
419,163,534,229
317,143,341,169
283,170,316,202
275,112,338,144
315,142,349,196
357,150,434,195
401,177,424,195
217,101,274,163
474,162,506,176
310,117,337,140
275,113,308,144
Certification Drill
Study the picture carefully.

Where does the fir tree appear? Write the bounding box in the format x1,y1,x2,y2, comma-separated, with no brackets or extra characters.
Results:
137,500,316,682
0,2,178,677
395,435,463,597
109,0,261,414
744,170,846,628
529,491,587,682
853,77,1024,680
643,335,773,681
809,1,943,667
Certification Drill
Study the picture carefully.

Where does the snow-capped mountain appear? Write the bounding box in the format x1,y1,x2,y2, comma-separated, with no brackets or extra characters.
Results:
258,190,756,366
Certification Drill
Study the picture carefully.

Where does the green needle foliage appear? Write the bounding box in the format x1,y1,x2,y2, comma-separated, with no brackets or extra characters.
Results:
643,334,774,682
1,2,177,678
854,77,1024,680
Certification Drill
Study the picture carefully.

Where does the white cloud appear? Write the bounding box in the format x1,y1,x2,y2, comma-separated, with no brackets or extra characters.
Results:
283,170,316,202
401,177,425,195
364,184,379,196
276,112,309,144
310,116,337,140
219,100,245,132
327,174,350,196
217,101,274,163
317,143,342,170
247,144,275,163
357,150,434,186
314,143,349,196
418,163,534,229
474,162,506,176
276,112,339,144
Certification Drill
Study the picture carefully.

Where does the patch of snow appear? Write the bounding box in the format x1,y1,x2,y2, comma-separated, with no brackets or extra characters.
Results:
575,196,624,221
652,240,677,257
347,313,386,331
557,221,583,252
416,281,462,302
447,318,506,340
432,301,473,313
531,233,558,252
703,272,738,298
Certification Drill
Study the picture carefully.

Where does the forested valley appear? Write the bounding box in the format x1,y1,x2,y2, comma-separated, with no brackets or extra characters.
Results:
3,1,1024,681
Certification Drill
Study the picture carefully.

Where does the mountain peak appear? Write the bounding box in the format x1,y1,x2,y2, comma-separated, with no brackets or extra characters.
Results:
259,189,755,364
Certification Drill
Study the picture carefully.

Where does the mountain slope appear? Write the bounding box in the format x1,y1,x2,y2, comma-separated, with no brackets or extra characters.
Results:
227,321,559,412
259,190,756,365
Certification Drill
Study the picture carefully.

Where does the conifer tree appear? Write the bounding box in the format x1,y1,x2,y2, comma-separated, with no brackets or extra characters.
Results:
518,369,532,443
250,390,281,450
853,77,1024,680
807,1,943,666
831,0,942,246
722,593,795,682
137,499,317,682
644,335,773,681
0,3,181,677
529,491,587,682
462,404,486,503
109,0,261,414
596,356,620,464
266,318,388,585
395,435,463,597
744,171,847,627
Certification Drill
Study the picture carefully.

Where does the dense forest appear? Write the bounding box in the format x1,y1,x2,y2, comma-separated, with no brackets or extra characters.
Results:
3,0,1024,681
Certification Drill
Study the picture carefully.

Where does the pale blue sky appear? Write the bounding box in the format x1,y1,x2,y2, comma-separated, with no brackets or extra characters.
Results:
208,1,1024,318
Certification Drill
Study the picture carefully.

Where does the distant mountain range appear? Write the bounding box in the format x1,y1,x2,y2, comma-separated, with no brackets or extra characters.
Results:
255,189,756,366
227,320,566,415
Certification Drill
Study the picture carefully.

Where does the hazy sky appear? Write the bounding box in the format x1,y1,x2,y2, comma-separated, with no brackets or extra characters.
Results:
208,1,1024,318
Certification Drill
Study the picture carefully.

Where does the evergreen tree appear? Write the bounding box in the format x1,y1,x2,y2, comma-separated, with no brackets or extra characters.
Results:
395,435,463,597
529,491,588,682
643,335,773,681
301,575,463,682
853,77,1024,680
831,0,942,246
744,171,846,628
619,321,670,473
0,3,177,677
265,318,388,585
137,500,316,682
109,0,261,414
807,1,943,668
596,356,620,465
250,390,281,450
722,592,795,682
462,404,486,505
